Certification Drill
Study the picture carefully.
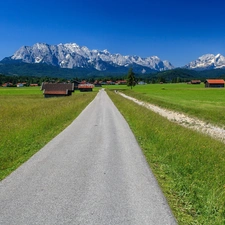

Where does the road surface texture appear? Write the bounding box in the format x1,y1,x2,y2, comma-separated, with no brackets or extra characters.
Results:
0,89,177,225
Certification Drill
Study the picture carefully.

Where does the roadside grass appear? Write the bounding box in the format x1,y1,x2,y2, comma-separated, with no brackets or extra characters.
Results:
106,83,225,127
107,89,225,225
0,87,97,180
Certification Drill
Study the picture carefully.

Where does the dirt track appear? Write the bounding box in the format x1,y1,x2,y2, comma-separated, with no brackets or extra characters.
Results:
118,92,225,143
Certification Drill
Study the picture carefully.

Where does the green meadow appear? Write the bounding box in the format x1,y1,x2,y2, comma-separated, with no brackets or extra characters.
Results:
1,84,225,224
107,83,225,127
106,83,225,224
0,87,97,180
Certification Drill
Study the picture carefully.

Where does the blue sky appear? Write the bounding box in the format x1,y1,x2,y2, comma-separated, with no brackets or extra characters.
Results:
0,0,225,67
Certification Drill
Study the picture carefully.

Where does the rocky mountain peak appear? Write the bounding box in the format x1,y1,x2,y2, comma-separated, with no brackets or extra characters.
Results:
184,53,225,70
10,42,174,72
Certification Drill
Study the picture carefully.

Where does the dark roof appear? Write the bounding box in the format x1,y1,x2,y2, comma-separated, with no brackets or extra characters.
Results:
73,80,81,85
41,83,74,96
41,83,74,91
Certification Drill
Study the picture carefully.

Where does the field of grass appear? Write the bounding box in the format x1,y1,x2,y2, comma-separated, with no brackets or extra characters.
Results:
107,88,225,224
1,84,225,224
0,87,97,180
105,83,225,127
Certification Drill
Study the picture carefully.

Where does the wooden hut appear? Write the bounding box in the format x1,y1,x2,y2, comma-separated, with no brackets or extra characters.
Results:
191,80,201,84
78,84,94,92
41,83,74,97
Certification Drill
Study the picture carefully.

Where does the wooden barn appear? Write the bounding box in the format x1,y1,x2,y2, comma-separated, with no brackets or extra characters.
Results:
204,79,225,88
78,84,94,92
191,80,201,84
41,83,75,98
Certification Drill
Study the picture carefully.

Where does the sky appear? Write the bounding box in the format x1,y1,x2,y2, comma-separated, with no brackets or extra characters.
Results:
0,0,225,67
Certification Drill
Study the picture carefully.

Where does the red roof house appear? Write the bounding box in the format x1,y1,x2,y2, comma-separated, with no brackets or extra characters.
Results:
204,79,225,88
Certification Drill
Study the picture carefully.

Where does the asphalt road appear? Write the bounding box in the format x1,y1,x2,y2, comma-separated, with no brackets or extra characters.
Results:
0,89,177,225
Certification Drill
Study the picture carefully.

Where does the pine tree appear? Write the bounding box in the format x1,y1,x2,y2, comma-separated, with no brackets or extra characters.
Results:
127,68,136,89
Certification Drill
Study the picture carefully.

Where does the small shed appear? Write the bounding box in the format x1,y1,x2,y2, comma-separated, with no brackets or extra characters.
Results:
78,84,94,92
41,82,75,97
204,79,225,88
138,81,146,85
191,80,201,84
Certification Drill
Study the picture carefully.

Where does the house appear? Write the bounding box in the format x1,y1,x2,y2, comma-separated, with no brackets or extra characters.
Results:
30,84,39,87
191,80,201,84
117,80,127,85
2,82,13,87
94,80,102,87
41,82,75,97
17,83,26,87
204,79,225,88
138,81,146,85
17,83,24,87
78,84,94,92
106,81,115,85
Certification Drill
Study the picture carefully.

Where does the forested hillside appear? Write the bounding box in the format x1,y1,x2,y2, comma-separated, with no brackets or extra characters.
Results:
1,60,225,84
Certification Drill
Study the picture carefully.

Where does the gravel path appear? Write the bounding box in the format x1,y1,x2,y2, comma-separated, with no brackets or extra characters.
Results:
0,89,177,225
118,91,225,143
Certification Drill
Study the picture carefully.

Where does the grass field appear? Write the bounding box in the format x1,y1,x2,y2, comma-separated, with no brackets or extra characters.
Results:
105,83,225,127
0,86,97,180
106,85,225,224
1,84,225,224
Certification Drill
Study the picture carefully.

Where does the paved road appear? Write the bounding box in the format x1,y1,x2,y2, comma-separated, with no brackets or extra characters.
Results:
0,89,177,225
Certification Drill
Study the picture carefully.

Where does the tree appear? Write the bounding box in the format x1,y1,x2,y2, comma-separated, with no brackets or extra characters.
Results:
127,68,136,89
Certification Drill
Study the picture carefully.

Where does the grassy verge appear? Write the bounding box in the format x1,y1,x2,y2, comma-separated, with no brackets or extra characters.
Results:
107,89,225,225
0,87,97,180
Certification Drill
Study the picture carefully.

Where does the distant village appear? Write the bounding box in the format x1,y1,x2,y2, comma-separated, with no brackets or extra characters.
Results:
2,79,129,88
1,78,225,98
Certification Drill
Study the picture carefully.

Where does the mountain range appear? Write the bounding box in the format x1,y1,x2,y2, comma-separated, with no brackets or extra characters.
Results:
1,42,225,79
7,43,174,73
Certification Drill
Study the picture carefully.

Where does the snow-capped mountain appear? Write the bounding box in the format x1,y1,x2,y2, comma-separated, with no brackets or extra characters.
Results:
184,54,225,70
10,43,174,72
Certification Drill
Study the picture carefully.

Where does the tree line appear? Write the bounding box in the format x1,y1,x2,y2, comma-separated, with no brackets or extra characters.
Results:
0,74,130,86
0,74,69,86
